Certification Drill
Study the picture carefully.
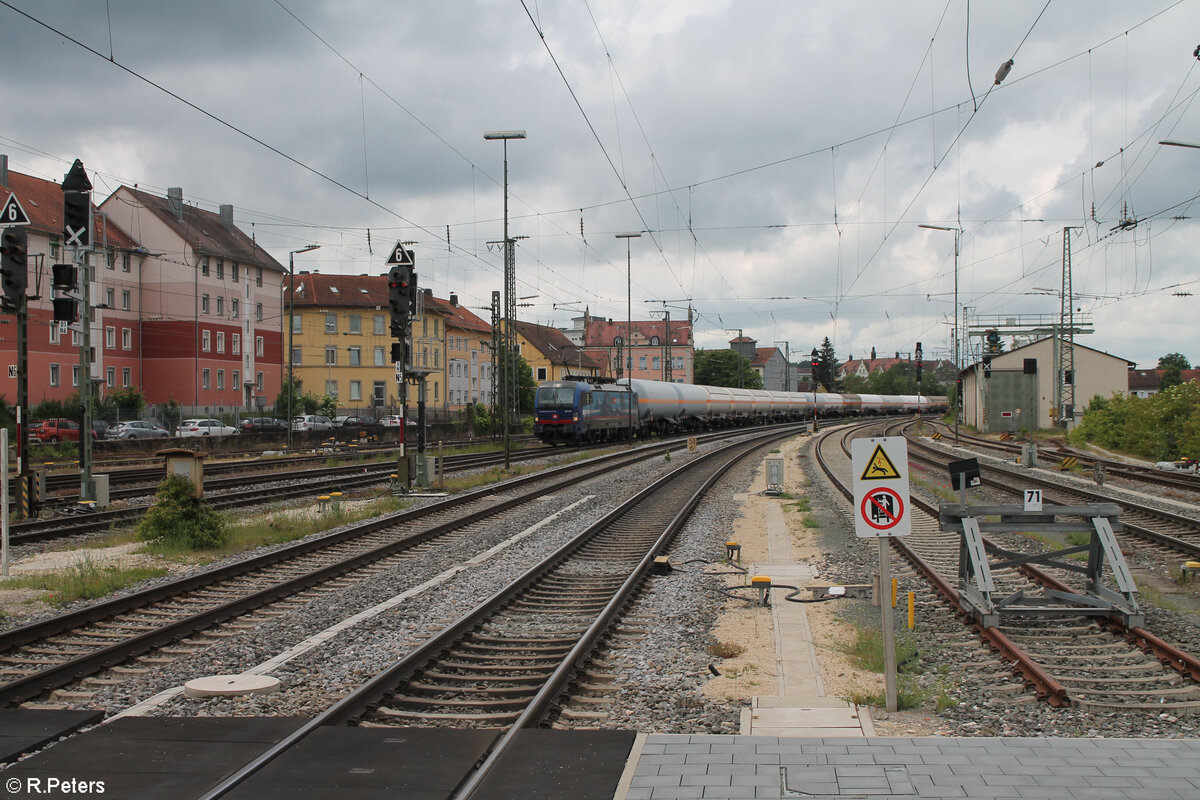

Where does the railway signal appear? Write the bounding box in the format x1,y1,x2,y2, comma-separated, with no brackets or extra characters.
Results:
0,227,28,312
388,264,413,335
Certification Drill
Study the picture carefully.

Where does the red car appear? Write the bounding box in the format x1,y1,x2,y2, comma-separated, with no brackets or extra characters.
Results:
30,418,81,444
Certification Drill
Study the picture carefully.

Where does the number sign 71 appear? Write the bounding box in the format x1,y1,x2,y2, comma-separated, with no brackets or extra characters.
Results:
1023,489,1043,512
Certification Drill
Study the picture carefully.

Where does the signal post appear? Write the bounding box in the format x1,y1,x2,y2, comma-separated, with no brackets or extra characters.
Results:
1,191,33,518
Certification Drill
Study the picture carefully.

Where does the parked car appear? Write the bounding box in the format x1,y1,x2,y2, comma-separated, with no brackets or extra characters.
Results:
238,417,288,434
30,418,80,444
178,418,237,437
291,415,334,432
92,420,110,440
113,420,171,439
338,414,379,429
379,415,404,428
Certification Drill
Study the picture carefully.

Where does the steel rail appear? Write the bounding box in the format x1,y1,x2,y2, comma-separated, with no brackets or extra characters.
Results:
197,427,798,800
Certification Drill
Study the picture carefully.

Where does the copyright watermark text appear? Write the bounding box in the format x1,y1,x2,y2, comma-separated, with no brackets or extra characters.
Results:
5,777,106,795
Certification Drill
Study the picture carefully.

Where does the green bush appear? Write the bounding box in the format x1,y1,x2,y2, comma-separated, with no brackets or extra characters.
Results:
136,474,229,549
1069,384,1200,461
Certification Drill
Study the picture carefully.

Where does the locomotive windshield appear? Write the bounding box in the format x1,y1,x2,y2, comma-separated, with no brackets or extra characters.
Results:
536,385,575,409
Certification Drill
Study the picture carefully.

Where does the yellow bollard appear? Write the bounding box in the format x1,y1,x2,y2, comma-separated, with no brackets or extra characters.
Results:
891,577,898,608
907,591,915,629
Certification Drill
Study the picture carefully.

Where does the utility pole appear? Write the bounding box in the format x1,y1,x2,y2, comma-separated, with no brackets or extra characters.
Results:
62,160,93,502
1058,227,1081,428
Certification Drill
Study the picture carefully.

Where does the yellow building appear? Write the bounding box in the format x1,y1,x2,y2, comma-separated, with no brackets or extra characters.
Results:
424,293,495,412
289,273,446,416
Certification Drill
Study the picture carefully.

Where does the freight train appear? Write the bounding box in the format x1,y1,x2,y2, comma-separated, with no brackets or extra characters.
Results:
533,377,949,445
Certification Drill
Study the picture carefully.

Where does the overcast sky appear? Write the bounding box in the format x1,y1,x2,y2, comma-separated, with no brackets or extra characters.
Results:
2,0,1199,371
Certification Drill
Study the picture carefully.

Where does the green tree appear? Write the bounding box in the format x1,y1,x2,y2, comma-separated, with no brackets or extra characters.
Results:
840,374,870,393
1069,383,1200,461
1161,364,1184,391
104,386,145,419
815,337,838,391
694,349,762,388
1158,352,1191,371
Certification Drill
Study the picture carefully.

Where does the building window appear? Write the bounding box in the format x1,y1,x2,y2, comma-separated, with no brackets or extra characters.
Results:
232,369,240,386
256,267,263,287
639,356,647,369
201,294,209,314
231,263,239,282
105,287,114,307
325,380,338,398
122,328,131,350
256,371,264,391
374,346,385,366
650,336,660,346
201,256,210,276
232,333,240,354
122,253,131,272
373,314,385,335
324,314,336,334
106,366,115,386
105,326,115,348
121,290,130,311
256,303,263,322
122,367,131,387
349,380,361,401
71,364,80,387
49,324,60,345
216,296,224,316
105,251,115,270
537,367,547,381
255,336,264,356
231,298,239,318
291,314,301,334
216,259,224,279
217,370,225,391
202,369,210,390
652,356,660,370
348,346,361,366
349,315,361,334
291,347,302,365
216,331,225,353
325,346,337,365
49,363,60,386
202,330,211,352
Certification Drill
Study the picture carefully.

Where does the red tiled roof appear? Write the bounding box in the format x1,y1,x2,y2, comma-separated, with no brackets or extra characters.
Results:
422,294,491,335
583,318,692,347
119,186,283,272
291,273,389,307
516,320,607,370
1,168,138,249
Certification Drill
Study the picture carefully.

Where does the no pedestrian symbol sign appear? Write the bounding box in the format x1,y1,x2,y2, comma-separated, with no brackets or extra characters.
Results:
852,437,911,538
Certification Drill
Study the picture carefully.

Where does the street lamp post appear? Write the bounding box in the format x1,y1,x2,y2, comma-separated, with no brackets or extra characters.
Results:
919,223,960,444
616,232,641,440
484,130,526,470
286,244,320,449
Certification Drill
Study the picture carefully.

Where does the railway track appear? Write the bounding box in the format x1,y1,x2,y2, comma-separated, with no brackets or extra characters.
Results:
0,426,791,711
906,432,1200,561
814,420,1200,712
931,422,1200,495
196,426,796,800
5,446,556,546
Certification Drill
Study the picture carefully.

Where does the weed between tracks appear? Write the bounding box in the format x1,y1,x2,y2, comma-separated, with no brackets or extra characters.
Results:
0,557,169,606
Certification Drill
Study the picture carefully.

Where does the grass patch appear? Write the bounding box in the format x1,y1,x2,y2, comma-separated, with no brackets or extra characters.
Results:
801,516,822,529
846,626,919,673
784,497,811,512
0,558,168,606
846,683,926,711
142,492,412,561
708,640,747,659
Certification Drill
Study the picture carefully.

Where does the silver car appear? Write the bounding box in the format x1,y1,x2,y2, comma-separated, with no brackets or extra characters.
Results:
114,420,171,439
291,415,334,432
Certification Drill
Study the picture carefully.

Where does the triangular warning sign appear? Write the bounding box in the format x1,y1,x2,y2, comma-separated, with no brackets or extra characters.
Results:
859,443,901,480
1,193,31,226
386,243,414,266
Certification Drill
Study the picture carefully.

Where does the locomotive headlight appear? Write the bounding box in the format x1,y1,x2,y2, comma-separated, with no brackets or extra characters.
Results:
573,413,579,422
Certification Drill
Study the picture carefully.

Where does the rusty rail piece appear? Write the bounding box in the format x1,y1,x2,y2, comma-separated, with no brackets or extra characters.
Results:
814,421,1069,706
1015,556,1200,685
